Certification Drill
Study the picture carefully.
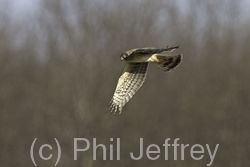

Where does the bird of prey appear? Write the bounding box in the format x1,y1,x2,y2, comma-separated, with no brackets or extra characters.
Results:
109,46,182,115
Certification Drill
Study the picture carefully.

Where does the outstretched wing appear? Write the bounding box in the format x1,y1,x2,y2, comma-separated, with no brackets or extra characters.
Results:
110,62,148,115
134,46,179,55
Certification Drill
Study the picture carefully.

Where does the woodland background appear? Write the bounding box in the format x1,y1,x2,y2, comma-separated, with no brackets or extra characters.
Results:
1,0,250,166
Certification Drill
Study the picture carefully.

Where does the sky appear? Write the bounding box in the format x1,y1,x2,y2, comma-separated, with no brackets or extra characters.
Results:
3,0,250,20
2,0,250,26
2,0,40,19
1,0,250,61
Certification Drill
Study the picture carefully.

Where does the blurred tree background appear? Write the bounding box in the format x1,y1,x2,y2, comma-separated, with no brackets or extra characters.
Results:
1,0,250,166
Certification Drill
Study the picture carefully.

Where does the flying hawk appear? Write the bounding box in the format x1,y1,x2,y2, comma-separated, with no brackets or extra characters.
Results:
109,46,182,115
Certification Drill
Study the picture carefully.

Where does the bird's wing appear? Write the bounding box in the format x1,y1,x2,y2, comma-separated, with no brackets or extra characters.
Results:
110,62,148,115
134,46,179,55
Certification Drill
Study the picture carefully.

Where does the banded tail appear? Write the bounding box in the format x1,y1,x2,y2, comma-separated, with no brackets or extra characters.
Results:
151,54,182,72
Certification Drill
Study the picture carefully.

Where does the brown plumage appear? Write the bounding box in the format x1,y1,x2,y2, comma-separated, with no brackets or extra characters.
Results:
110,46,182,115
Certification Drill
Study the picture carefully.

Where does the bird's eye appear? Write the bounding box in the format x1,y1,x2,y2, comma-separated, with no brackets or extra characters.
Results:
120,53,128,60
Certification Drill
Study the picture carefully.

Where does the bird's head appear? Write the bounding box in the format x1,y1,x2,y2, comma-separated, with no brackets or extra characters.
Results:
120,53,129,61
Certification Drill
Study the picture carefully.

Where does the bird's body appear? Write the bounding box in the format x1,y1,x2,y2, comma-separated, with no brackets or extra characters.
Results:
110,46,182,115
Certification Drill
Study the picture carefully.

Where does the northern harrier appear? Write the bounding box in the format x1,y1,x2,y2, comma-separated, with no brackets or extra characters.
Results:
109,46,182,115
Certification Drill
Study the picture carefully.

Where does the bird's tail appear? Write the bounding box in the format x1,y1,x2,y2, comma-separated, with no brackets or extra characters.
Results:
152,54,182,72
